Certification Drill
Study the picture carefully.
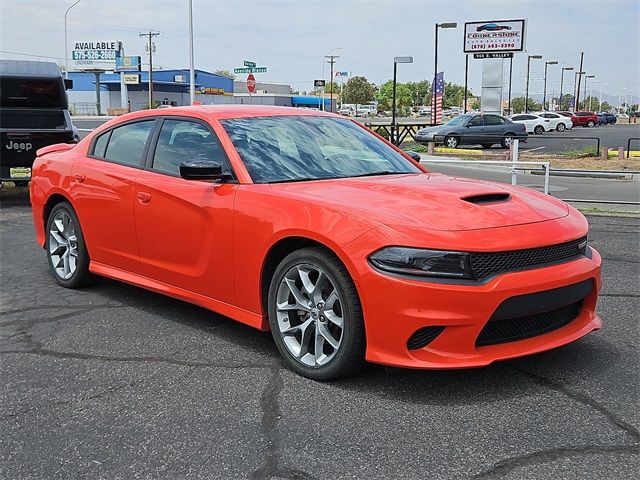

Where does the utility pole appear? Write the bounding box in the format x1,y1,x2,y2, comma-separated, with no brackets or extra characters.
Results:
325,55,339,113
575,52,584,110
140,31,160,109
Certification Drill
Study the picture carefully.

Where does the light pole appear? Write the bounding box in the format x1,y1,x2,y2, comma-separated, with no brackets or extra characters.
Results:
391,56,413,145
543,60,557,110
584,75,595,111
64,0,84,79
598,82,608,112
433,22,457,124
525,54,542,113
559,66,573,110
188,0,195,106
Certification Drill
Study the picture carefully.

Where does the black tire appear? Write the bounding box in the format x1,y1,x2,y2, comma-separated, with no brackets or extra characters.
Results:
587,120,595,128
267,247,366,380
534,125,544,135
556,123,566,132
45,201,93,288
481,143,493,149
501,134,516,149
444,135,459,148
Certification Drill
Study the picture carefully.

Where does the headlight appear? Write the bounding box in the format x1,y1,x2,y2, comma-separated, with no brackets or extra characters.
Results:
369,247,473,279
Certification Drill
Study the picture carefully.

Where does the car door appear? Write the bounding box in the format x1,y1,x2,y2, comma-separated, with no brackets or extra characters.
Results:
462,115,485,144
70,119,156,273
133,117,238,305
482,114,508,142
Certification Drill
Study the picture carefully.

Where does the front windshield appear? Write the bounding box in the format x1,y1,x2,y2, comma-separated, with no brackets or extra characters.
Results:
445,115,472,126
220,115,421,183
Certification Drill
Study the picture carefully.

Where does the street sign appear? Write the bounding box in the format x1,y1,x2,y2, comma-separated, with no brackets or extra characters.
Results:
233,66,268,74
247,74,256,93
464,19,526,53
394,56,413,64
244,60,256,68
314,80,326,87
72,40,121,70
473,52,514,59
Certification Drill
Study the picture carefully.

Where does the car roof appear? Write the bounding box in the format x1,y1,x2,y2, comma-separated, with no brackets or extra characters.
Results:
0,59,62,78
111,105,338,123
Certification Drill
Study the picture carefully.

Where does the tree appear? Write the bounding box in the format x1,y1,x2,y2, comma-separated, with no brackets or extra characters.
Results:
323,81,340,95
510,96,542,113
214,70,235,80
342,76,375,106
375,80,415,111
470,98,481,110
442,82,473,109
405,80,431,106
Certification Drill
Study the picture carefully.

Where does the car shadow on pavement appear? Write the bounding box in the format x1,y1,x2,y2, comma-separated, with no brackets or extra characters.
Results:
0,184,31,208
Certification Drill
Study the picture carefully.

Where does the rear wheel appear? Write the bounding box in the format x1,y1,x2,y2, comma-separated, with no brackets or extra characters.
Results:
268,247,366,380
587,120,595,128
556,123,566,132
45,202,93,288
481,143,493,149
501,135,516,149
444,135,459,148
534,125,544,135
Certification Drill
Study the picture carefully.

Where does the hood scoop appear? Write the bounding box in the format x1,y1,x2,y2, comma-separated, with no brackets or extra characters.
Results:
462,193,511,205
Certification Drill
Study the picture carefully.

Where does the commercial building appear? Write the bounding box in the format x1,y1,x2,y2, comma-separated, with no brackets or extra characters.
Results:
67,68,334,115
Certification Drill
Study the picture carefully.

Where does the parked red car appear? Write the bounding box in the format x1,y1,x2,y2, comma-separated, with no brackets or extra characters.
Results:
572,111,599,128
556,111,579,125
29,106,602,380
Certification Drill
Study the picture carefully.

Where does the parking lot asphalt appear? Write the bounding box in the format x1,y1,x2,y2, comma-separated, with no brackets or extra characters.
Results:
1,186,638,479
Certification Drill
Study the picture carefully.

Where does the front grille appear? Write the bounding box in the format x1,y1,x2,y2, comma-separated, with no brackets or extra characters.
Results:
470,237,587,280
407,326,445,350
476,301,582,347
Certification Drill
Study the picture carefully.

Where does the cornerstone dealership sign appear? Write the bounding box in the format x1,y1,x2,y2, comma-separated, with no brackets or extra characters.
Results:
464,20,526,53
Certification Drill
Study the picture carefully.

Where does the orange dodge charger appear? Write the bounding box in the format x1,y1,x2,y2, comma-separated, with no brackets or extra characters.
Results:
30,106,602,380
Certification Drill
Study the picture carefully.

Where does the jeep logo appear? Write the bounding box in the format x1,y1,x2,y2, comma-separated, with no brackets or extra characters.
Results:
5,140,33,153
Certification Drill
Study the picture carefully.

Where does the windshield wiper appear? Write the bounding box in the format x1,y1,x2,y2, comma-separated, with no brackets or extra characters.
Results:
352,170,407,178
267,176,338,184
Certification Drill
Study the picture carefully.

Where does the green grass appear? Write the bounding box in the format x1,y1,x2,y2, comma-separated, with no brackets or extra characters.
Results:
577,207,639,217
561,146,600,158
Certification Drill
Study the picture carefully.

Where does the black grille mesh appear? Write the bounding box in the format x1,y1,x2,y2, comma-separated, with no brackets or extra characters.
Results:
470,237,587,280
407,326,446,350
476,301,582,347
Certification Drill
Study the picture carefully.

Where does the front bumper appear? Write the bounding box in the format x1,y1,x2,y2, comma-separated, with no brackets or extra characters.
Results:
344,238,602,369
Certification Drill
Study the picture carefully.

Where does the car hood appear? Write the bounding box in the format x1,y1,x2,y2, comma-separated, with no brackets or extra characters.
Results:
416,125,448,134
272,173,568,232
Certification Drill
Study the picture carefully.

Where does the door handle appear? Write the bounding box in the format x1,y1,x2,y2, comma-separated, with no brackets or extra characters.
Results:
137,191,152,204
73,173,86,183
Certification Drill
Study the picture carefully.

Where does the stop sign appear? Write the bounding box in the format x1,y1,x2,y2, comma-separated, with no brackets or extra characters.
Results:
247,74,256,93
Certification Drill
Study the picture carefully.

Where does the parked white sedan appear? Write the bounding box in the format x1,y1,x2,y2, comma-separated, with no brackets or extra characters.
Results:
508,114,551,134
536,112,573,131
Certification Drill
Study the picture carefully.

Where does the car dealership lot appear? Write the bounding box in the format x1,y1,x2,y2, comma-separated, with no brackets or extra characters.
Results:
1,187,638,479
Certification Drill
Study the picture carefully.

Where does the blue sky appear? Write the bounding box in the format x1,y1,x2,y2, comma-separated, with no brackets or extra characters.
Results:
1,0,638,101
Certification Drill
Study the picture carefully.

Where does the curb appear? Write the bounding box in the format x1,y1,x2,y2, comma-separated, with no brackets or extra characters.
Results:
529,170,636,180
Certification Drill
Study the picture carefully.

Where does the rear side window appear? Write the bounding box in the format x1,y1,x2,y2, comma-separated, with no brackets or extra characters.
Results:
467,116,484,126
151,119,232,177
103,120,154,167
92,131,110,158
484,115,504,125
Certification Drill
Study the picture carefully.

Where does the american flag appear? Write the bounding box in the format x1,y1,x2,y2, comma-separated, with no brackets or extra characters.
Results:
432,71,444,124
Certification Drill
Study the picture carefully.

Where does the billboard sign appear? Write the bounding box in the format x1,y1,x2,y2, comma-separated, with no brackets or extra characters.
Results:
72,40,121,70
334,71,351,78
116,55,141,72
464,20,526,53
314,80,326,87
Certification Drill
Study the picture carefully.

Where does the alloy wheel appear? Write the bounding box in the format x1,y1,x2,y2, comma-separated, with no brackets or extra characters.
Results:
275,264,344,367
48,211,78,280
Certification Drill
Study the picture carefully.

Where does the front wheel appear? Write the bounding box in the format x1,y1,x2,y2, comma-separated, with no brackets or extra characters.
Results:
501,135,516,149
534,125,544,135
587,120,595,128
556,123,566,132
444,135,459,148
268,247,366,380
45,202,93,288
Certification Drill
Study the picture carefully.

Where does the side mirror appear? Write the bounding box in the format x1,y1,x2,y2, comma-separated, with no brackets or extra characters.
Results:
404,150,421,162
180,160,231,181
64,79,73,90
